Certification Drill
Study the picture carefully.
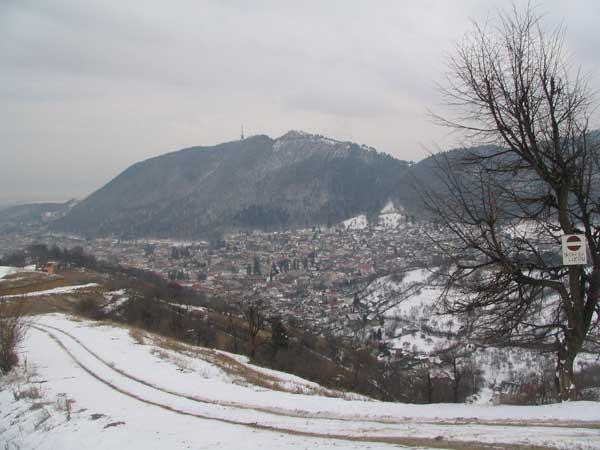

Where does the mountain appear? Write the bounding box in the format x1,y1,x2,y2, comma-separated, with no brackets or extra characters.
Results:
0,200,76,235
395,144,503,211
53,131,413,239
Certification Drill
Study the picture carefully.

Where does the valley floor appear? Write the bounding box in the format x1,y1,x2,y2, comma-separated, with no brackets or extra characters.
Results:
2,314,599,450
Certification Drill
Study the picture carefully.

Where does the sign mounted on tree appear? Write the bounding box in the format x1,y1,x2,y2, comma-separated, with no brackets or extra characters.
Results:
561,234,587,265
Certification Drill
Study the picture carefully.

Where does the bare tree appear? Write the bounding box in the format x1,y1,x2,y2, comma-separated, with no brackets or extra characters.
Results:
243,294,265,360
0,301,29,374
427,5,600,400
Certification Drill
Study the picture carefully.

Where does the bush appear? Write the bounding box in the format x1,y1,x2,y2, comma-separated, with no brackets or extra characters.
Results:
0,301,28,374
75,296,104,320
579,387,600,401
576,363,600,393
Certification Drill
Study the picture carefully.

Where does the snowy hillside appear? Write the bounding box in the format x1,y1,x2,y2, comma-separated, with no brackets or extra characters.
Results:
2,314,599,450
343,214,369,230
363,268,597,401
0,283,98,299
0,265,37,281
343,201,407,231
0,266,17,279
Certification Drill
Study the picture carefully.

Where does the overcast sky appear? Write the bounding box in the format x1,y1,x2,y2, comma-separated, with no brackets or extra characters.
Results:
1,0,599,205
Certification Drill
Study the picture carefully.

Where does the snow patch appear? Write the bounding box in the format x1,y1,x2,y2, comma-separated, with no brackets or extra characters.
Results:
380,201,396,214
343,214,368,230
102,290,130,313
0,283,99,300
0,266,17,279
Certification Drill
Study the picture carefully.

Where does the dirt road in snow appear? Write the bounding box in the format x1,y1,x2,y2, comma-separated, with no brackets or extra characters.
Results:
24,320,600,450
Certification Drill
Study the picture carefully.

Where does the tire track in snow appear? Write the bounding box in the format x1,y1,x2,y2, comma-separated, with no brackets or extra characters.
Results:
36,322,419,426
37,322,387,424
31,324,472,450
29,323,596,450
33,322,600,430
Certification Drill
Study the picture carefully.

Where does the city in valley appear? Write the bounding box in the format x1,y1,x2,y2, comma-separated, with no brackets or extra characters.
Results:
2,2,599,449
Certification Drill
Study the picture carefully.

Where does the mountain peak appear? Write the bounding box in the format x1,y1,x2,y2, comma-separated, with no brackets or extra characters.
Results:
274,130,352,154
277,130,317,141
276,131,381,155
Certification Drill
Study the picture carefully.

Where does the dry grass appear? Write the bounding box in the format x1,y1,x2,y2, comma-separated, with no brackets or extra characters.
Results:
0,269,104,298
9,290,106,317
146,333,349,397
61,315,296,393
149,348,192,372
20,296,78,316
5,292,106,320
152,335,283,389
154,335,189,353
0,269,105,319
0,273,67,297
129,328,145,345
12,384,42,401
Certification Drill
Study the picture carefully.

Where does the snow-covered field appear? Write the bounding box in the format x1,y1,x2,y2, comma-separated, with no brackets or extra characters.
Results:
0,265,37,281
0,266,17,280
2,314,599,450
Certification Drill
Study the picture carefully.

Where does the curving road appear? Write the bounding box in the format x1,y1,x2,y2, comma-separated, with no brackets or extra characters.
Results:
26,321,600,450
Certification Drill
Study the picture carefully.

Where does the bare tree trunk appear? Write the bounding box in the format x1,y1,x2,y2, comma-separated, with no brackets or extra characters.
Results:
232,327,239,353
244,297,264,361
426,371,433,404
452,356,460,403
249,334,258,360
557,347,578,401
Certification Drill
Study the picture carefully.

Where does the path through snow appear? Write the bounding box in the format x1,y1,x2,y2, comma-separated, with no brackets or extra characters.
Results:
2,314,599,450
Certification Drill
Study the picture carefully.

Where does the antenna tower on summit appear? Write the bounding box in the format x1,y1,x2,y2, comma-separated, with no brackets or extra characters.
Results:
241,125,245,140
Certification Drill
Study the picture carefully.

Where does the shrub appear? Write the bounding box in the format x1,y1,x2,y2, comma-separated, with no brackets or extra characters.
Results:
0,301,28,374
75,296,104,320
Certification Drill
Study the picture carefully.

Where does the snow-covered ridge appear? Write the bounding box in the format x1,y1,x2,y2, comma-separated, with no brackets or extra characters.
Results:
276,130,341,145
274,130,351,155
0,283,99,300
274,130,380,156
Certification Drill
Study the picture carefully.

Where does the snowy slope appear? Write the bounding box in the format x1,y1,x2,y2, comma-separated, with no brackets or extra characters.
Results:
342,202,406,231
343,214,368,230
376,201,406,229
0,283,99,300
365,268,598,396
2,314,598,450
0,266,17,279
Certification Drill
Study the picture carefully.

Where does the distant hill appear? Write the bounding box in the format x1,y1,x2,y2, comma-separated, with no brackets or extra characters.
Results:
53,131,415,239
395,144,504,211
0,200,76,234
11,132,541,240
